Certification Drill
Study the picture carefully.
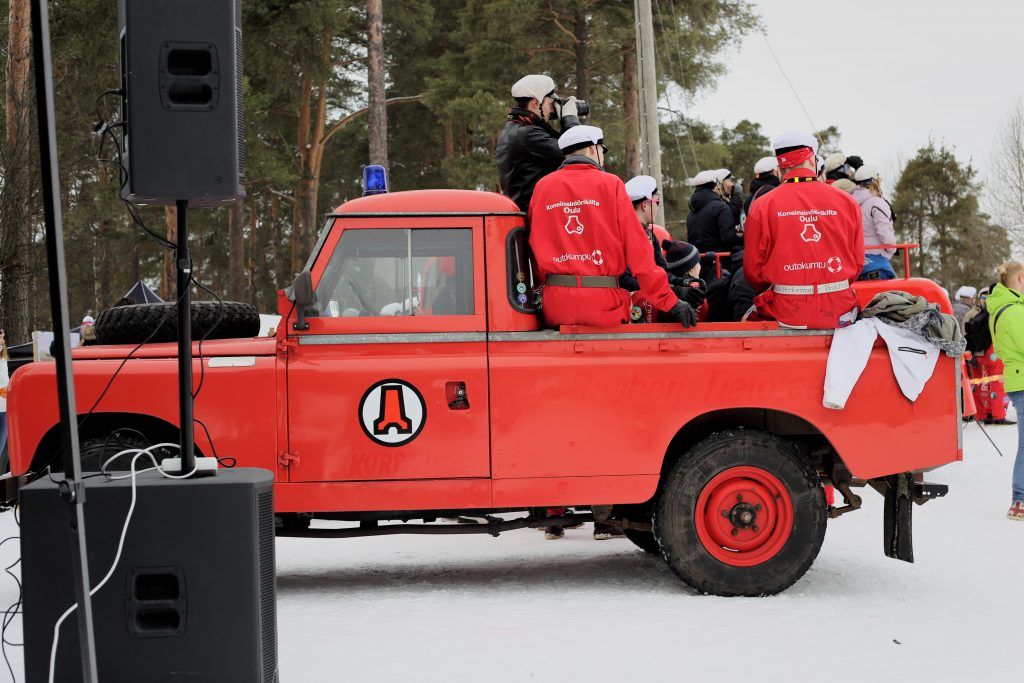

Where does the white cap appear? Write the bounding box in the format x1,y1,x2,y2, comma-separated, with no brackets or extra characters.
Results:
854,164,880,183
690,169,719,186
753,156,778,174
625,175,658,201
772,131,818,154
955,286,977,299
82,315,95,324
511,74,556,102
558,124,604,152
714,169,733,182
823,152,848,174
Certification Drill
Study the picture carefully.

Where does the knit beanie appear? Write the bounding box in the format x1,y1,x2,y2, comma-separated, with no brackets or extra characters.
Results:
662,240,700,275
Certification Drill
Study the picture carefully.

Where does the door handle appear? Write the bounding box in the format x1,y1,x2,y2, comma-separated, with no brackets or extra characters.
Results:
446,381,470,410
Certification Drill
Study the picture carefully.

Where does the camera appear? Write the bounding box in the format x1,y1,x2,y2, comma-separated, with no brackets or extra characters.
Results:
553,95,590,119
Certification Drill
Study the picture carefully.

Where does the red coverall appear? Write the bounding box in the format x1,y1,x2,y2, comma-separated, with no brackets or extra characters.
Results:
528,162,677,327
970,347,1007,421
743,168,865,329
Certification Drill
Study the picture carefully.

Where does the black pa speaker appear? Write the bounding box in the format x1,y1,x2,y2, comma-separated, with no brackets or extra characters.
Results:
21,468,277,682
118,0,245,205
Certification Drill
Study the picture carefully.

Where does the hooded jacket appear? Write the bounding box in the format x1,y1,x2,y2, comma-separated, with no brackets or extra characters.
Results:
686,187,740,254
496,107,576,212
850,187,896,259
987,284,1024,392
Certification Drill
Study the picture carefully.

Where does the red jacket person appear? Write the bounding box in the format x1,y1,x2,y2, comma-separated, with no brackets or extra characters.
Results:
528,125,696,328
743,131,864,329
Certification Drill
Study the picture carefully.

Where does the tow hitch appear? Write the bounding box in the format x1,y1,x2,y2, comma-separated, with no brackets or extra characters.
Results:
868,474,949,564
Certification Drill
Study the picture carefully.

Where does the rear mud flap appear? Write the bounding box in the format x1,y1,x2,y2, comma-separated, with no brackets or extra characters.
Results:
883,473,914,563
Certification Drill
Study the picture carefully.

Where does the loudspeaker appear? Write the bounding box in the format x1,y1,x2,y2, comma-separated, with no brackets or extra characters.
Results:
21,468,277,683
118,0,244,206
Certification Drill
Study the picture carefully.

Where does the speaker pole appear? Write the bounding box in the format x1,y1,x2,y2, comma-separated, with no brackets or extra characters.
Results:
176,199,196,475
29,0,100,680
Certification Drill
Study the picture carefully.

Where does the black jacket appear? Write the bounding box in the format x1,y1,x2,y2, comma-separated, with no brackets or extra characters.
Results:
743,175,780,216
496,108,573,212
619,226,687,291
686,187,741,254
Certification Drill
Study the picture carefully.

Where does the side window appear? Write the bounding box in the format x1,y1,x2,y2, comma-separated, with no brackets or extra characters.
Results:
313,228,474,317
507,227,539,313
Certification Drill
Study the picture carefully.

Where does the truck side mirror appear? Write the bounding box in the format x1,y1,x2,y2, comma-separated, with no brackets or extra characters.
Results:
292,271,313,331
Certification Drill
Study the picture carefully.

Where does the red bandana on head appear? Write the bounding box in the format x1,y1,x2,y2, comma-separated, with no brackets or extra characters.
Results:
776,146,815,170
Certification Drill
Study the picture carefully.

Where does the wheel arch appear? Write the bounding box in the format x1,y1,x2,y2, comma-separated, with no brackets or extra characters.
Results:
29,412,205,474
661,408,844,483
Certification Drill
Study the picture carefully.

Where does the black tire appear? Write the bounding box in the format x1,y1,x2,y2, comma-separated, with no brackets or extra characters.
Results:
95,301,260,345
77,431,159,472
654,430,827,597
624,527,661,555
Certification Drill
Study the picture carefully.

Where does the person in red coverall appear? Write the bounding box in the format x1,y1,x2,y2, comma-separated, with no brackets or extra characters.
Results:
743,131,865,329
528,125,696,329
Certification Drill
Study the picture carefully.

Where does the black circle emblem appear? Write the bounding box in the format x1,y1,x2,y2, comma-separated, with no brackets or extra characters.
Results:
358,379,427,447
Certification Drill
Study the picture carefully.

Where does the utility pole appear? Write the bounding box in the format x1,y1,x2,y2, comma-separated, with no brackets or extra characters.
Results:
635,0,663,225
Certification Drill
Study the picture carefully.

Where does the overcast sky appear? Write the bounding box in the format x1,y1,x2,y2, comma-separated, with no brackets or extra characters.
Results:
686,0,1024,187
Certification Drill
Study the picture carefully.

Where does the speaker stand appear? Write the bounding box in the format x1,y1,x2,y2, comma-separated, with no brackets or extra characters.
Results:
175,199,196,475
29,0,99,679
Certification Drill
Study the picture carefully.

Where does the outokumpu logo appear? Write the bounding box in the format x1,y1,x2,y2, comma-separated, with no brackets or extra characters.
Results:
359,379,426,447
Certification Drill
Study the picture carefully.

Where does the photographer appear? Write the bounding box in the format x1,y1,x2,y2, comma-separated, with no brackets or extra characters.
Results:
496,74,584,212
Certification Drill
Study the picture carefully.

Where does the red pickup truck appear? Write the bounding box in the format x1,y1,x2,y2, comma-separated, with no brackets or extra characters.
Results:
6,189,959,596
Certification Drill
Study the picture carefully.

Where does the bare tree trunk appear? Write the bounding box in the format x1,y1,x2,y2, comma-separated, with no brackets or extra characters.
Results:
623,48,640,177
573,8,589,101
367,0,388,169
227,200,244,300
1,0,33,342
161,206,176,300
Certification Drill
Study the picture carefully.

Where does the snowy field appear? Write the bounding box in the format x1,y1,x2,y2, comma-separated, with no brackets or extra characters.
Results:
0,420,1020,682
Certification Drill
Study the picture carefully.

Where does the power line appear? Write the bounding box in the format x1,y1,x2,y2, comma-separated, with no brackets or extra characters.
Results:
759,30,821,141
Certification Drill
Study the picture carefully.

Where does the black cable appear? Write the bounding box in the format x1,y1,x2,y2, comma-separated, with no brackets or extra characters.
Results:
0,507,22,683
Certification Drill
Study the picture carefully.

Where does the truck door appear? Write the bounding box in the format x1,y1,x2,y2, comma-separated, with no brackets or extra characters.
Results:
285,218,490,482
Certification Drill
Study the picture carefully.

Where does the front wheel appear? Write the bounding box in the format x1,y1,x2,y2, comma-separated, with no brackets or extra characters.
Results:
654,430,826,596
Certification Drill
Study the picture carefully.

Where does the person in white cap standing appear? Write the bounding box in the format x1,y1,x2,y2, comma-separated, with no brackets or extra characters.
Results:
496,74,581,212
527,125,697,330
742,131,864,329
686,169,741,258
850,164,897,281
953,285,977,323
743,156,780,218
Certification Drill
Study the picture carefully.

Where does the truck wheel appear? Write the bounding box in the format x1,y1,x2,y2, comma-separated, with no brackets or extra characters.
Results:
77,431,157,472
95,301,260,345
624,528,661,555
654,430,826,596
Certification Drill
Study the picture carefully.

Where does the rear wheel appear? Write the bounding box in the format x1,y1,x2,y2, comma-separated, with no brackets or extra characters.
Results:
75,431,162,473
654,430,826,596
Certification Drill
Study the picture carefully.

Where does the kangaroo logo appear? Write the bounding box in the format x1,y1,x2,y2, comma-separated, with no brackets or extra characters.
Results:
800,224,822,243
359,379,426,447
564,215,585,235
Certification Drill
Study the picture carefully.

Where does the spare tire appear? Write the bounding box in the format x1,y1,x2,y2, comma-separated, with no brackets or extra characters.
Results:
95,301,261,345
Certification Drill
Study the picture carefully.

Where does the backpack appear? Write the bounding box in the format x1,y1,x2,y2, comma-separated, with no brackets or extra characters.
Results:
965,303,1013,355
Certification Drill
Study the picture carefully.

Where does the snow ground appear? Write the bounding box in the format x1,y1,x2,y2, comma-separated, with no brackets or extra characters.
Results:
0,421,1020,682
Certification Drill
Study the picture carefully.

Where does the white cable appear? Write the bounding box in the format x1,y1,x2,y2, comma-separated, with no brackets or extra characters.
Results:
47,444,195,683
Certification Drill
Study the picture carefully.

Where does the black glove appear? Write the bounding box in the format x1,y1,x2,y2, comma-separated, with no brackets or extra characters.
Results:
668,300,697,328
672,278,706,309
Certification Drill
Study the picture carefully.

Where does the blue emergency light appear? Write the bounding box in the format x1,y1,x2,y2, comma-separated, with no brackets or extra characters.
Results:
362,165,389,196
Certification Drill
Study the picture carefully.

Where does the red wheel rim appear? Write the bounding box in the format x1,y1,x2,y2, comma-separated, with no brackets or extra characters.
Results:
694,466,794,567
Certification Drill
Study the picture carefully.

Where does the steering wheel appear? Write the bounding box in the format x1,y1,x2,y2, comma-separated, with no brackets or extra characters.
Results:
345,277,374,316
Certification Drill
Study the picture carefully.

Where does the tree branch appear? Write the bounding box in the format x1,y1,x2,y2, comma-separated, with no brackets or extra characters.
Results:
320,94,424,147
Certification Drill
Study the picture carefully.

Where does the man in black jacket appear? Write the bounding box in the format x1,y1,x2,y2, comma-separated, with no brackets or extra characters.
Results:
496,74,580,212
743,156,780,217
686,169,742,255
